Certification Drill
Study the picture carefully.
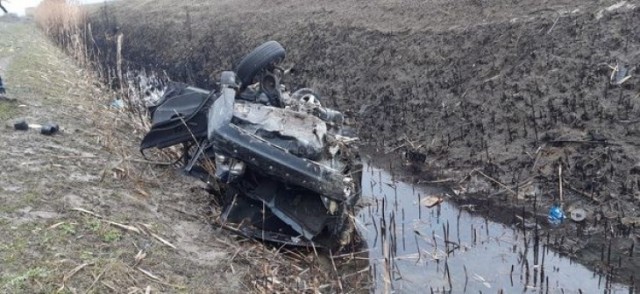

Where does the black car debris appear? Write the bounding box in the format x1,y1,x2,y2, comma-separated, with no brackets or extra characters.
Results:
140,41,362,249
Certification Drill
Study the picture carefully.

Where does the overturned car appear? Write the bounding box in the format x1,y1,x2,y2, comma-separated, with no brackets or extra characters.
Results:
140,41,362,249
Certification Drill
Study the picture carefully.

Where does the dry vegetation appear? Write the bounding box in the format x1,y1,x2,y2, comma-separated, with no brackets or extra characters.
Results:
35,0,87,64
68,0,640,286
29,0,640,290
19,1,370,293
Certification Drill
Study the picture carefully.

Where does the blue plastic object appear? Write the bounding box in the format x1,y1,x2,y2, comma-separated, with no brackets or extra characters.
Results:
111,98,124,109
548,204,566,225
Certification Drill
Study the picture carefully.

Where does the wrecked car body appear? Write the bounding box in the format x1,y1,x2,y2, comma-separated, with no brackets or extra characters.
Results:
140,41,361,249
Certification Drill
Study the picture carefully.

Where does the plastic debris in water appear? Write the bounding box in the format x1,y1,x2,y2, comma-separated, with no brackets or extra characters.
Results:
548,204,566,225
420,195,443,208
570,208,587,222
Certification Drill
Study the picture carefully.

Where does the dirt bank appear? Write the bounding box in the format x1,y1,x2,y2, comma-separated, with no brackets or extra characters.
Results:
79,0,640,285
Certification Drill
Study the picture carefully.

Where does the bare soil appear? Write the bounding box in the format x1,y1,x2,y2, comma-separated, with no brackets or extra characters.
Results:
81,0,640,287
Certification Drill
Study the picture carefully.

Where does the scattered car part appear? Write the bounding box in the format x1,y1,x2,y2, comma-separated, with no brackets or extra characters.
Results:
140,84,214,152
14,119,60,135
40,123,59,136
14,120,28,131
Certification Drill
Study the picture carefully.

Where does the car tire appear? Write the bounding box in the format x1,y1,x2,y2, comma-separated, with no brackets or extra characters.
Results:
235,41,285,89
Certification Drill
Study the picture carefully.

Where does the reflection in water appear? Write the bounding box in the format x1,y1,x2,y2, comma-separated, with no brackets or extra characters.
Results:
354,163,631,293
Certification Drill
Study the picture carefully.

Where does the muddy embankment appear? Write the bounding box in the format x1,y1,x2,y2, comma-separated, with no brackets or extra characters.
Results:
82,0,640,285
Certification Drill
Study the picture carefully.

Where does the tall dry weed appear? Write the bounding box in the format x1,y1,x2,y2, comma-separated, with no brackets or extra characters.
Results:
34,0,155,118
35,0,88,64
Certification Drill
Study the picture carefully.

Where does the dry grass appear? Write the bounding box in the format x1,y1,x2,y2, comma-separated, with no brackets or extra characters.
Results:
35,0,88,63
0,23,235,292
31,2,371,293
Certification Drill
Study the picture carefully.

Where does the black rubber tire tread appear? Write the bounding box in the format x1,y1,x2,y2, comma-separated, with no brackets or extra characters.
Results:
235,41,285,88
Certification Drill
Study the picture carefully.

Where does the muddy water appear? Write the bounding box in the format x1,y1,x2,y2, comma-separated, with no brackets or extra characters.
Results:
357,163,631,293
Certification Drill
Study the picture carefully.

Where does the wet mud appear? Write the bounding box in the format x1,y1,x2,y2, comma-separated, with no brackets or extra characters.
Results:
78,0,640,286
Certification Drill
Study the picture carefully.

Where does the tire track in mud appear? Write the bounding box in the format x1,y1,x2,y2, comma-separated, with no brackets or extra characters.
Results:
81,0,640,285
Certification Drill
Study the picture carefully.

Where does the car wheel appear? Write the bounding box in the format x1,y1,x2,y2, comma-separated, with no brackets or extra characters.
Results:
235,41,285,89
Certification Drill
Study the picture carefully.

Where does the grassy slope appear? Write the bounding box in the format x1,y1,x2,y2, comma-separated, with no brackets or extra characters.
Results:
0,23,27,121
0,22,247,294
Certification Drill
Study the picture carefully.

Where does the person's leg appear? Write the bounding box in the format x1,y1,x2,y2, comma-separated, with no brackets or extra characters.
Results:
0,76,6,94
